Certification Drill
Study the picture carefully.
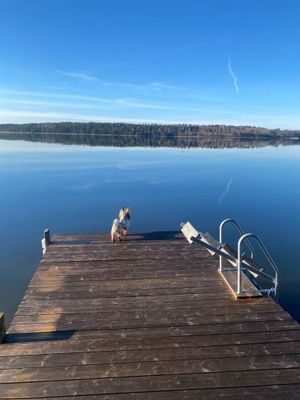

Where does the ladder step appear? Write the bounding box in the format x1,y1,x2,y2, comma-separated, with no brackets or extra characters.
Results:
220,269,263,299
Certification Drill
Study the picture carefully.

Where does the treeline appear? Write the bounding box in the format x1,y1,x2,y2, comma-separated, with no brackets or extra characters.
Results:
0,122,300,138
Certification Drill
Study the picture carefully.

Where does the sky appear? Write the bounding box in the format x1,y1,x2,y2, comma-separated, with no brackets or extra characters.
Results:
0,0,300,128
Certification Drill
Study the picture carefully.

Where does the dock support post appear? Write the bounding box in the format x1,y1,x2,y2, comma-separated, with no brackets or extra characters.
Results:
44,228,50,246
0,313,6,343
42,228,50,254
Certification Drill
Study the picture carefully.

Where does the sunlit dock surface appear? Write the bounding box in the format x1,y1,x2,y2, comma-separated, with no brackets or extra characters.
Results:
0,232,299,398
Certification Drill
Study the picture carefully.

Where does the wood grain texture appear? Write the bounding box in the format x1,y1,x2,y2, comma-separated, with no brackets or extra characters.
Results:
0,231,299,399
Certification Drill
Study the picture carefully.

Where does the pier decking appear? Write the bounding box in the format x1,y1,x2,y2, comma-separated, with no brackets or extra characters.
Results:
0,231,300,398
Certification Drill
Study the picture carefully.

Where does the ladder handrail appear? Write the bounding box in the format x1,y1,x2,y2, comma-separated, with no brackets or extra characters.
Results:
237,233,279,296
219,218,254,273
181,220,279,297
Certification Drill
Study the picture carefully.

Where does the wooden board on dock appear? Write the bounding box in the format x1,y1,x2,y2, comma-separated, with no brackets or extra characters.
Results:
0,231,299,399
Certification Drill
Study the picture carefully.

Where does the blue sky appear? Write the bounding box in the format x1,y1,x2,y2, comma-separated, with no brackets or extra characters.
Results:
0,0,300,128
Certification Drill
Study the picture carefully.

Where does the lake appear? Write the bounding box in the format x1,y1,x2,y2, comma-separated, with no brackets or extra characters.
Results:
0,137,299,324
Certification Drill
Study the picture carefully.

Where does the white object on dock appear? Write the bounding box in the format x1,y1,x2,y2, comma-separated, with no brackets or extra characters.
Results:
41,228,50,254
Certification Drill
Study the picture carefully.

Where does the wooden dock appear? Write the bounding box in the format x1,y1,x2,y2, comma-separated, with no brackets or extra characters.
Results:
0,231,300,399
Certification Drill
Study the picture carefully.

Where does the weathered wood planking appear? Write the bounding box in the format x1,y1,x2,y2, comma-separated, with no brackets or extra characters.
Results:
0,231,299,399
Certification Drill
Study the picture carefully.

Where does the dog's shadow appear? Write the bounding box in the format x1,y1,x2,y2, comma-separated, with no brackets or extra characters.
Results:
130,231,182,241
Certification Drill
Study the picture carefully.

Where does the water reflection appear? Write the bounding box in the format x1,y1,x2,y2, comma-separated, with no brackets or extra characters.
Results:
0,132,299,148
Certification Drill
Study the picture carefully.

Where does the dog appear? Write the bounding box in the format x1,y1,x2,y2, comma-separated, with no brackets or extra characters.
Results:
118,207,132,238
111,207,132,242
111,218,121,242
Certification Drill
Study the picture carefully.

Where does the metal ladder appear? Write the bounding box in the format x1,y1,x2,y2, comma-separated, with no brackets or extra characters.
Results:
181,219,279,298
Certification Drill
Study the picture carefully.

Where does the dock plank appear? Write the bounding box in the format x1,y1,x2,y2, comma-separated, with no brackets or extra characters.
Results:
0,231,299,399
1,369,300,398
1,340,300,369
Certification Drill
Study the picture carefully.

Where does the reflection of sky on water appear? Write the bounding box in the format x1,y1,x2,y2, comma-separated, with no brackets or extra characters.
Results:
0,139,300,323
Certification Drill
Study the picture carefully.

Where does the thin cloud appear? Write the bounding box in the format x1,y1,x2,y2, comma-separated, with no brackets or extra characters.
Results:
0,108,230,124
0,88,117,102
56,72,184,93
218,178,233,207
0,89,173,110
227,58,239,92
99,80,182,93
56,71,100,82
0,96,178,111
145,82,182,93
0,89,221,113
0,108,180,124
15,68,183,93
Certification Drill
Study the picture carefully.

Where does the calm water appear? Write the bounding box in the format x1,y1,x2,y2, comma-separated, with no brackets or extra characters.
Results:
0,139,299,323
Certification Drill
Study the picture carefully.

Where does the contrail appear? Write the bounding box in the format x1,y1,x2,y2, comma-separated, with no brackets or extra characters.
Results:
218,178,233,207
227,58,239,92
